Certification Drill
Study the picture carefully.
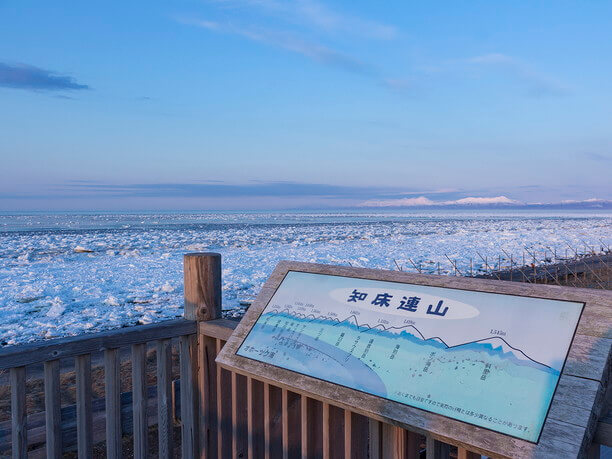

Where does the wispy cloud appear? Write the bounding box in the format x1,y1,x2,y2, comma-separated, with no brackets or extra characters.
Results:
0,62,90,92
4,180,460,202
55,180,389,199
468,53,569,98
179,17,376,76
209,0,397,39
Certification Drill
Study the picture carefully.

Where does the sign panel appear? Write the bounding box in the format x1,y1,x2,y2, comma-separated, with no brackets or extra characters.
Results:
235,270,584,443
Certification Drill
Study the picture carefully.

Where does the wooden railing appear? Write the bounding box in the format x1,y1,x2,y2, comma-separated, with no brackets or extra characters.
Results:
0,318,198,458
0,252,609,458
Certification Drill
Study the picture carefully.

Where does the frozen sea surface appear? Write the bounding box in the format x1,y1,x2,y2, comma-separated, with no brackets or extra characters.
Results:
0,210,610,345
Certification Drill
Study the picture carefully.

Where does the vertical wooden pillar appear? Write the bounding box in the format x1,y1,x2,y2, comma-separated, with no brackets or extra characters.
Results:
184,252,222,458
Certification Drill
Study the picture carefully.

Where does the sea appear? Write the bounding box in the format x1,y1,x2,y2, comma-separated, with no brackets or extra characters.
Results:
0,209,610,346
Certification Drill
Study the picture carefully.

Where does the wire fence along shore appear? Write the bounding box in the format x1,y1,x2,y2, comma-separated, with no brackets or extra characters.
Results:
387,240,611,290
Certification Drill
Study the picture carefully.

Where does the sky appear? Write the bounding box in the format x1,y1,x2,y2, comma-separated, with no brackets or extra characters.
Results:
1,0,611,210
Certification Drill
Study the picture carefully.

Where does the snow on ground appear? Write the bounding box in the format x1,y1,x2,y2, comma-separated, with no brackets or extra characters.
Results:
0,210,610,346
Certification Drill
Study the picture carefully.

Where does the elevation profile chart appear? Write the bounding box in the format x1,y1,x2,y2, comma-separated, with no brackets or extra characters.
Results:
236,271,584,442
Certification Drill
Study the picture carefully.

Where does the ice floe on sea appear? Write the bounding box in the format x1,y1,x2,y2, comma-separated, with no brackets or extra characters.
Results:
0,211,610,345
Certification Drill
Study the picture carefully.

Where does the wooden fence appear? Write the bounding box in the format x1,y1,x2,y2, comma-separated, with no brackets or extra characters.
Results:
0,253,609,458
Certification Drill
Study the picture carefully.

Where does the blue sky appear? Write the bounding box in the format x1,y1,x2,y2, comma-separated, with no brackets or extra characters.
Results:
1,0,611,210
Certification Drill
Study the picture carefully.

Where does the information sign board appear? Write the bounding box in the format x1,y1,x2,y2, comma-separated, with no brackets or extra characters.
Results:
216,261,610,458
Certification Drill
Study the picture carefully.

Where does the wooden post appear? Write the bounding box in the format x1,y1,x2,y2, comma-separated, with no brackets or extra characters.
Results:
184,252,222,458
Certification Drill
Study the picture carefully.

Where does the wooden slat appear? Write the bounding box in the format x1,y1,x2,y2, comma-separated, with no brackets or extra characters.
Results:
266,384,283,458
322,402,330,459
156,339,173,459
328,405,345,458
0,318,196,369
305,397,323,458
132,343,148,458
426,435,450,459
349,412,370,459
369,419,382,459
282,388,289,459
180,334,198,459
284,390,301,458
301,395,308,459
44,360,62,458
264,382,271,459
199,334,218,458
382,424,405,459
10,366,27,459
104,348,122,459
248,377,265,459
199,319,239,341
344,409,352,459
232,372,248,458
75,354,93,459
406,431,421,459
216,339,232,458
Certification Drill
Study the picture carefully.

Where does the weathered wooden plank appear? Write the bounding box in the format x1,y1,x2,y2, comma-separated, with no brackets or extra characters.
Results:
200,335,218,458
180,334,199,459
132,343,148,458
380,425,420,459
104,348,122,459
382,424,405,459
282,388,290,459
368,419,382,459
75,354,93,459
217,339,232,458
405,430,421,459
564,335,612,381
199,319,239,341
306,397,323,458
264,382,271,459
555,374,602,409
10,366,26,459
267,384,283,459
349,413,370,459
43,359,62,458
322,402,330,459
0,318,196,369
328,404,345,458
285,390,301,458
426,435,450,459
156,339,173,459
301,395,309,459
232,372,248,458
344,409,352,459
248,377,265,459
